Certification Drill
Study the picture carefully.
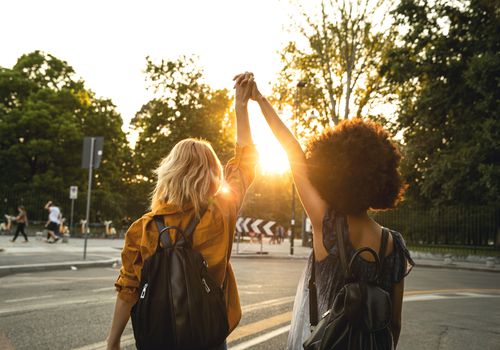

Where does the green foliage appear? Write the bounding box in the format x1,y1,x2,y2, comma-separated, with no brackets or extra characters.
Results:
0,51,131,221
241,170,297,228
130,56,235,207
273,0,396,136
382,0,500,206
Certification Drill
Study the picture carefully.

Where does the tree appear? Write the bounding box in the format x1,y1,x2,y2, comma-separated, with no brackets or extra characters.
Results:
130,56,235,209
273,0,396,135
381,0,500,206
0,51,131,221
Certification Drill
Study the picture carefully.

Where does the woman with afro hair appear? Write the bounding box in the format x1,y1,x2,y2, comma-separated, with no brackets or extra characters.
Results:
233,73,414,349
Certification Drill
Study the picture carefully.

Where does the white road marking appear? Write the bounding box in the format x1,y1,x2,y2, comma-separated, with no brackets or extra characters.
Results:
72,334,135,350
403,294,449,302
5,295,53,303
238,284,263,289
241,296,295,313
229,325,290,350
91,287,115,293
0,296,115,316
0,276,114,289
403,292,500,303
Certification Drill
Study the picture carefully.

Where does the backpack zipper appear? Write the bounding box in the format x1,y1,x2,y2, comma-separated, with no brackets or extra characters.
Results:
201,278,211,293
140,283,148,299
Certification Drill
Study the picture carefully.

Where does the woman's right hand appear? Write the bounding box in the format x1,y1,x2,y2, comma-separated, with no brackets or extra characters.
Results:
234,72,251,106
233,72,262,102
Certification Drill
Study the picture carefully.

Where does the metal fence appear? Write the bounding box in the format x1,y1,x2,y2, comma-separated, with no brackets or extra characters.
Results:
2,189,499,249
370,206,500,248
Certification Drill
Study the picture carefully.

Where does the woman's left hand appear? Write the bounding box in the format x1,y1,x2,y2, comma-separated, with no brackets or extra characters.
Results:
233,72,254,105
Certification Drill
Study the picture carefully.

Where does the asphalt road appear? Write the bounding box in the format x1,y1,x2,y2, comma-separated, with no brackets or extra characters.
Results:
0,259,499,350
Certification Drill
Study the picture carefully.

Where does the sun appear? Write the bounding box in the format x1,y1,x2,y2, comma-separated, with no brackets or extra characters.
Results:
248,104,290,174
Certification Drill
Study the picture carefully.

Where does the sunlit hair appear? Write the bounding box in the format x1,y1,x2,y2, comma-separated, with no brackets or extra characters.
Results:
151,138,223,216
306,118,406,215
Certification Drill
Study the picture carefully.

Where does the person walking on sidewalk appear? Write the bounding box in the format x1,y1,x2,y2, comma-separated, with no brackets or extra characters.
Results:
44,201,61,243
10,205,29,242
107,73,257,350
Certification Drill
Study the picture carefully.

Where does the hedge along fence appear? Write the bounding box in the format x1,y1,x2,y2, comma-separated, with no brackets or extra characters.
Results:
370,206,500,248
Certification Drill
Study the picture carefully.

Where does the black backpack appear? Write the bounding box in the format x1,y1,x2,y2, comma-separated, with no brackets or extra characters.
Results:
303,228,394,350
131,208,229,350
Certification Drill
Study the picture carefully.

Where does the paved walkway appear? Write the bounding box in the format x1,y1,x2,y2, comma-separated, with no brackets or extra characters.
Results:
1,235,499,274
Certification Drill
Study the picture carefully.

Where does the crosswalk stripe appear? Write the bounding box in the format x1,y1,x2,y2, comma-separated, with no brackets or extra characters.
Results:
227,312,292,343
241,296,294,313
5,295,53,303
229,325,291,350
91,287,116,293
72,334,135,350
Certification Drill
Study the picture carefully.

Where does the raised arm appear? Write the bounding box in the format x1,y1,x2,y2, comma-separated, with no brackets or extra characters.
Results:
235,75,328,260
234,73,253,146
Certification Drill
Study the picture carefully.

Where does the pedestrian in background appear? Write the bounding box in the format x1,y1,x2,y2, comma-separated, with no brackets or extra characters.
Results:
44,201,61,243
10,205,28,242
277,224,285,244
269,226,277,244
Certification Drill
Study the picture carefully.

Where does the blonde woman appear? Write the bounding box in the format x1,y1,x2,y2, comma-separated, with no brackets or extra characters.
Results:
106,73,257,350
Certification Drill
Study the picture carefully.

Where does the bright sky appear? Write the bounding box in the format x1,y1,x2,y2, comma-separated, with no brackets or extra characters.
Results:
0,0,317,173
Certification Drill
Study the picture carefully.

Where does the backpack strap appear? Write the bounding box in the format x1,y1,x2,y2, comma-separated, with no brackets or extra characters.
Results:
379,228,389,271
184,206,208,242
153,207,207,250
336,219,348,272
308,251,319,328
153,215,171,249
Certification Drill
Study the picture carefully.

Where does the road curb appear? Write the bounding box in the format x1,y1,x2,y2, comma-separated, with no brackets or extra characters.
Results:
232,253,309,260
0,258,119,277
231,253,500,272
414,262,500,273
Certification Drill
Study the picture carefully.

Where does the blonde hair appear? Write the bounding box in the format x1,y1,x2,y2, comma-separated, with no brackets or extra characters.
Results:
151,138,223,216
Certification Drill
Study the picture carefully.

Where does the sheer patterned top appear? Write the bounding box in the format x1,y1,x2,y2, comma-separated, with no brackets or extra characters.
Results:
287,209,415,350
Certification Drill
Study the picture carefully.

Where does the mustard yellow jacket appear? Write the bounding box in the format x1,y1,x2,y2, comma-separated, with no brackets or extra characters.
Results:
115,144,258,332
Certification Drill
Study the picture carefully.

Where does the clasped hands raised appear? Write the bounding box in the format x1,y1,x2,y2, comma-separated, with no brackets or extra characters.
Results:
233,72,262,105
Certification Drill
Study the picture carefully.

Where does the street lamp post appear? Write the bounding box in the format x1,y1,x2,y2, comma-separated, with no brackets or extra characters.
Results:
290,80,307,255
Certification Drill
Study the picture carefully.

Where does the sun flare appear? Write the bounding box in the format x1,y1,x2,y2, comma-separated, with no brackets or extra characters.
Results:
248,104,291,174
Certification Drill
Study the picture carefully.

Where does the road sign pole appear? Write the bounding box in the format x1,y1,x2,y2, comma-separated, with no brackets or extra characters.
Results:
237,229,241,255
83,137,95,260
290,182,295,255
260,233,263,254
70,198,75,235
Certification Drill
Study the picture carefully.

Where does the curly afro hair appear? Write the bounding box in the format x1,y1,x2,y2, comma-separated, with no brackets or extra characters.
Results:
306,118,406,215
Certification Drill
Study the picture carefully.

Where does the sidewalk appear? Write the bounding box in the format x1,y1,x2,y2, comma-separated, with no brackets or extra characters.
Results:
233,239,500,272
0,235,122,276
1,235,499,275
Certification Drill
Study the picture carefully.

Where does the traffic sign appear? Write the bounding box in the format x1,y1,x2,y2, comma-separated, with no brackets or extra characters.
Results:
69,186,78,199
237,216,276,236
242,218,252,233
262,221,276,236
236,217,244,233
251,219,263,233
82,137,104,169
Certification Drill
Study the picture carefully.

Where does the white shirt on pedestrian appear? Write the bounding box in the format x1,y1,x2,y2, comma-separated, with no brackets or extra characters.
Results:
49,206,61,224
